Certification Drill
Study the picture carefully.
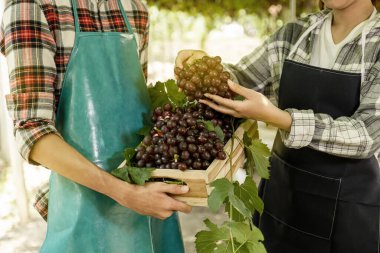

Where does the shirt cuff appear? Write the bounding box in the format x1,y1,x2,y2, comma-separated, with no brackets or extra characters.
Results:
279,108,315,149
15,121,62,165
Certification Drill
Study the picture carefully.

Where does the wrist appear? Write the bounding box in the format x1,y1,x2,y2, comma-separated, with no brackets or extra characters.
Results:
102,172,135,204
265,106,292,131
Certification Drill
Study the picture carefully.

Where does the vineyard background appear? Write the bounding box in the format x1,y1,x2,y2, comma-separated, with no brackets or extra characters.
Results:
0,0,339,252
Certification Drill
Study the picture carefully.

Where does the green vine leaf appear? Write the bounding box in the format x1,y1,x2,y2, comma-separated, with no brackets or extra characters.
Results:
208,178,234,213
198,120,225,141
111,166,154,185
244,133,271,179
124,148,137,166
195,219,230,253
148,79,187,108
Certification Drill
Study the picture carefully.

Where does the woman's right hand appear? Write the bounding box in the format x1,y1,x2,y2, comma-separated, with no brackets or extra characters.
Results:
114,181,192,220
175,49,208,70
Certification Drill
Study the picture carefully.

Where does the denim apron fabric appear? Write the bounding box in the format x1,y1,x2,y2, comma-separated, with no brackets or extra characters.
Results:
40,1,184,252
256,17,380,253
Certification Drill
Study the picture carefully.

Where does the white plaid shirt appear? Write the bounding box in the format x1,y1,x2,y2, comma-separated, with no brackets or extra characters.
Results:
227,10,380,159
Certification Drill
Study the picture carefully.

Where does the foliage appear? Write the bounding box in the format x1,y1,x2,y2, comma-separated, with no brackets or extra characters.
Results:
148,79,187,109
146,0,319,19
195,120,270,253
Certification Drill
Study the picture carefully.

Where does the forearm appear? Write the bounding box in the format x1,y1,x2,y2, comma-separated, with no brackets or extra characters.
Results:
264,106,292,131
29,133,129,201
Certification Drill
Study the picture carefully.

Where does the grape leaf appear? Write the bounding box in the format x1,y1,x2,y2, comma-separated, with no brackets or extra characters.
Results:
208,178,234,213
244,134,270,179
226,178,263,222
236,177,263,215
111,166,154,185
128,167,155,185
198,120,225,141
111,167,132,184
214,126,225,142
148,79,187,109
228,193,252,220
124,148,136,166
195,219,230,253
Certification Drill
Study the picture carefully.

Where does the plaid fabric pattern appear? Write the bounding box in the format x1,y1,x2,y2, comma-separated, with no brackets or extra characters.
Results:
1,0,149,220
0,0,149,162
227,10,380,158
33,182,49,221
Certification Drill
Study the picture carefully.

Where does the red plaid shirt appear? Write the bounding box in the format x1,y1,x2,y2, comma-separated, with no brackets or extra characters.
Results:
1,0,149,220
1,0,149,162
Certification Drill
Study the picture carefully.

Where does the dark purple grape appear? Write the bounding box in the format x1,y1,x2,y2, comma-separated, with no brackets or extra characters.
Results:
137,160,145,167
146,146,154,155
197,135,207,144
179,141,187,151
164,103,172,112
192,152,200,159
186,136,196,144
181,150,190,161
188,144,197,153
192,161,202,170
184,158,193,166
208,131,217,139
217,151,227,160
201,152,211,161
202,161,210,170
169,146,179,157
135,151,143,160
210,148,218,157
198,145,206,153
143,136,152,145
178,163,188,171
215,141,224,151
186,117,197,127
162,111,172,118
204,142,213,150
154,107,163,116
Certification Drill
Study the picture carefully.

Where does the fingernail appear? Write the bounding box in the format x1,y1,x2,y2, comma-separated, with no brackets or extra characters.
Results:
181,185,189,192
204,93,210,97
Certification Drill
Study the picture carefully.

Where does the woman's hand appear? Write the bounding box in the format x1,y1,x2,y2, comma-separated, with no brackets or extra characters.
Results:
175,49,207,69
200,80,292,131
114,181,192,220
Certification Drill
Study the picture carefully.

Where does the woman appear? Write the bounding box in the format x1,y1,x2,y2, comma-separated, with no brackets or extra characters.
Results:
176,0,380,252
1,0,191,252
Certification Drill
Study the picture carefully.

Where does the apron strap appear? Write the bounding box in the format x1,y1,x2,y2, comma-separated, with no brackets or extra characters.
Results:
116,0,135,36
71,0,81,34
289,9,377,85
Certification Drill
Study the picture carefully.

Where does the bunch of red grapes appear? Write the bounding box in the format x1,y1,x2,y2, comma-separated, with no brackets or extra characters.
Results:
174,56,233,101
133,103,233,171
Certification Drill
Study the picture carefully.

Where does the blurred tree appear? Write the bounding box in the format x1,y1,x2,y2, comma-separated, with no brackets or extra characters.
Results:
146,0,319,19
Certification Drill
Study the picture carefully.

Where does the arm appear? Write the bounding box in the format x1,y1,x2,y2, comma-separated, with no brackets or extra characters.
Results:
30,134,191,219
1,1,191,219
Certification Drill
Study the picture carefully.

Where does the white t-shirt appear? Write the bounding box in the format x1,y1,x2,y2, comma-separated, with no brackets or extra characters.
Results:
310,9,377,69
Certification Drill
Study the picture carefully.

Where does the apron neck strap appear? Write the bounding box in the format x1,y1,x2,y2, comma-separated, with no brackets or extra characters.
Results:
288,16,327,58
289,9,377,84
70,0,135,35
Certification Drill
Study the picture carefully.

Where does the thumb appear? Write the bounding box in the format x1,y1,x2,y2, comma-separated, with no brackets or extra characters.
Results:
162,184,190,195
175,50,195,69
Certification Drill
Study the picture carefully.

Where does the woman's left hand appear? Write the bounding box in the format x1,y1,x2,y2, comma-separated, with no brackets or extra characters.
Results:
200,80,292,131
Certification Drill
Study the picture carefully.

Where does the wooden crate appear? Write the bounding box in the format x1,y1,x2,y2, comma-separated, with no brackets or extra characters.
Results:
150,120,258,206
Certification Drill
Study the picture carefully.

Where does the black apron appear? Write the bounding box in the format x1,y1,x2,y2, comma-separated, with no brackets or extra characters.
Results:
256,59,380,253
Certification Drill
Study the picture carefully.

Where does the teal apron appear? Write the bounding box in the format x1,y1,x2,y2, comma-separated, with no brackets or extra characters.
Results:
39,1,184,252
